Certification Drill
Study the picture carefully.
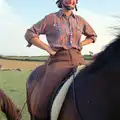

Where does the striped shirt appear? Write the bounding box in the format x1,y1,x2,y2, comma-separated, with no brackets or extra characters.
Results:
24,9,97,51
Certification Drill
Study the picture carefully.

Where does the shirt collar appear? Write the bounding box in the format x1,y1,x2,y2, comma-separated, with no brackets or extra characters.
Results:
57,9,76,19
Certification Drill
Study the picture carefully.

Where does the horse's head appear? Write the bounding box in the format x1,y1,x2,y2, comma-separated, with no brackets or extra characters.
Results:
3,105,22,120
0,89,22,120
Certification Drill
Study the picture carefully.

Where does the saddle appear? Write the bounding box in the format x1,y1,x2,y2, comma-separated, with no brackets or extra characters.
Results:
49,65,85,120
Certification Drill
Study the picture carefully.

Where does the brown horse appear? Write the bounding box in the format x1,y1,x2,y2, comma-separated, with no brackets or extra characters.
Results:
26,32,120,120
0,89,21,120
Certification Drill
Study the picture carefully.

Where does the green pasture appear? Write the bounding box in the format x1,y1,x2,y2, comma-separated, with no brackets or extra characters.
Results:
0,54,93,61
0,71,31,120
0,56,48,62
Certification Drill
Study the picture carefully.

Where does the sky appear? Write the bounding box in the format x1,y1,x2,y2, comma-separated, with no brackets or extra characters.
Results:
0,0,120,56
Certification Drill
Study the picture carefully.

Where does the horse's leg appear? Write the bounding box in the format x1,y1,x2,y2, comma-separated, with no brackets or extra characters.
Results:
58,87,79,120
27,64,47,118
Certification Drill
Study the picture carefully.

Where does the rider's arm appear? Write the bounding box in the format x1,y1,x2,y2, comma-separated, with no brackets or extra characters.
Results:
80,18,97,47
24,16,56,55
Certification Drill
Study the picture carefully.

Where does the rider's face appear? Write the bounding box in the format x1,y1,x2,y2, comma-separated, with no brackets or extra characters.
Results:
63,0,77,8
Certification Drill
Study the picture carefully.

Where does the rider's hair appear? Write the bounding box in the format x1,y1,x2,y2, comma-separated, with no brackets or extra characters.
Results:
56,0,78,11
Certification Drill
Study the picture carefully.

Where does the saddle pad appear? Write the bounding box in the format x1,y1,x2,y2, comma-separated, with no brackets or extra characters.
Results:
51,65,85,120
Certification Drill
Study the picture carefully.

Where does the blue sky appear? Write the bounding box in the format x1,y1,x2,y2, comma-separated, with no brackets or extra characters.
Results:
0,0,120,56
7,0,120,23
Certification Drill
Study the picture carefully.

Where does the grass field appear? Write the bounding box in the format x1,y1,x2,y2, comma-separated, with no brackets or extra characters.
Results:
0,56,48,61
0,70,31,120
0,59,45,120
0,56,92,119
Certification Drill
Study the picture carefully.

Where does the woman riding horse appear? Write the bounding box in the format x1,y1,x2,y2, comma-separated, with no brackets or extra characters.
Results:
0,89,21,120
26,26,120,120
24,0,97,119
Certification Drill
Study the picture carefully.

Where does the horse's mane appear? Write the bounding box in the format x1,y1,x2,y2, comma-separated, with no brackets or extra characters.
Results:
83,33,120,74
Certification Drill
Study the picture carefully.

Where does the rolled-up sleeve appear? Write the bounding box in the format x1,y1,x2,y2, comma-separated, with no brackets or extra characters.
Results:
24,16,47,47
82,18,97,43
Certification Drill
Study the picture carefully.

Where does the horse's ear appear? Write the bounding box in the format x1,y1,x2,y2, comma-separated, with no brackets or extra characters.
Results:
16,108,22,118
17,109,20,113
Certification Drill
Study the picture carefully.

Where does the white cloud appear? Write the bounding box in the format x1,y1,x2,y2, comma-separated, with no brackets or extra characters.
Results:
0,0,117,56
0,0,48,56
0,0,2,9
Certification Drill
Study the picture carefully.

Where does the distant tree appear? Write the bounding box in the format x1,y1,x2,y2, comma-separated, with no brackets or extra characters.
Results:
89,51,93,56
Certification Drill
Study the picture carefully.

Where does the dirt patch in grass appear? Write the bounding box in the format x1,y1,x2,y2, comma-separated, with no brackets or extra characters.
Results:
0,59,44,70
